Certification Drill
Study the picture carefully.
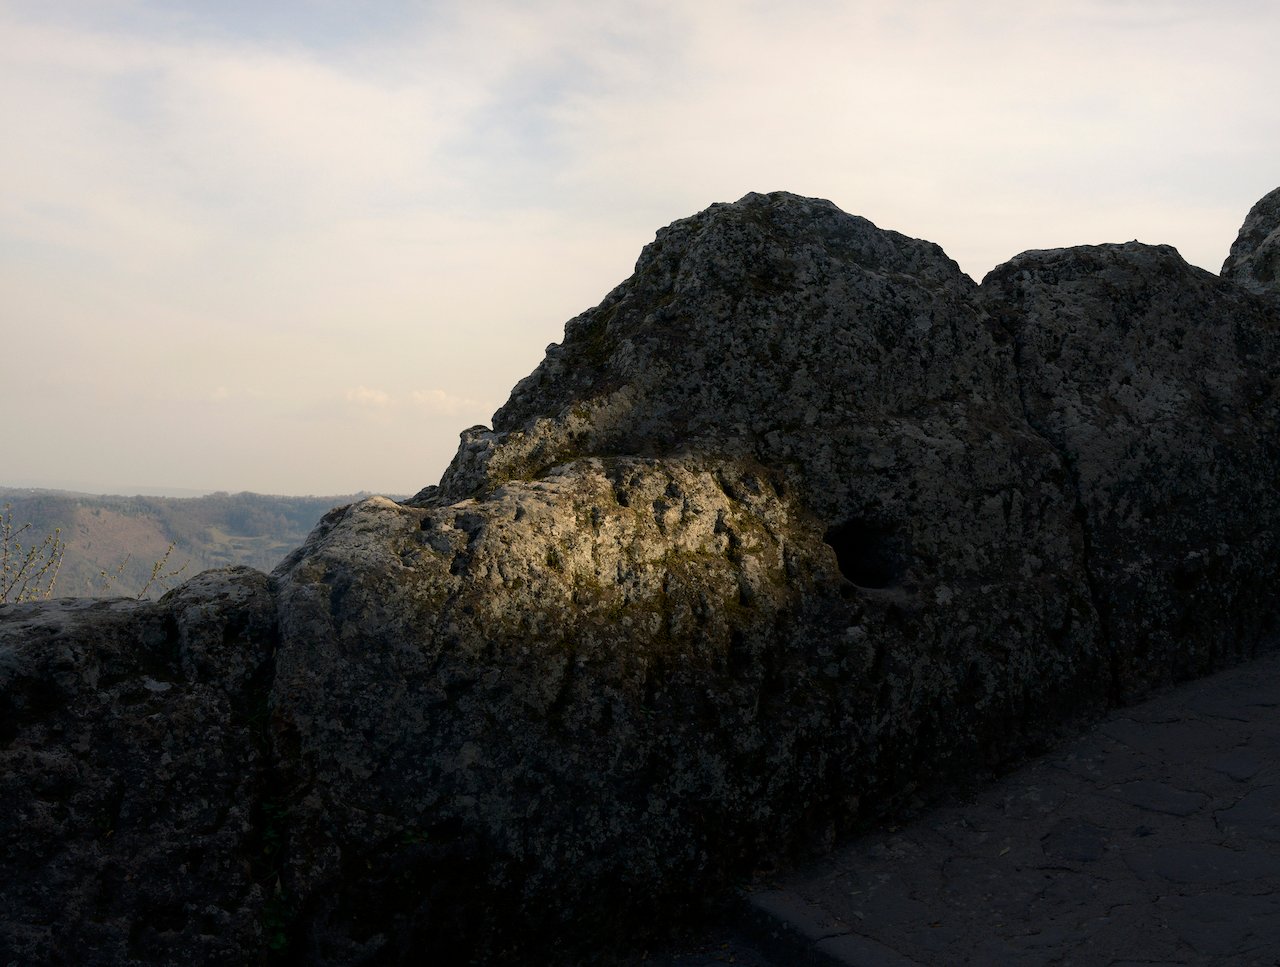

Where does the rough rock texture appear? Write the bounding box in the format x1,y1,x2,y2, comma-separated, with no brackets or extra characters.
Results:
2,189,1279,965
0,568,277,965
983,242,1280,697
1221,186,1280,295
278,194,1103,959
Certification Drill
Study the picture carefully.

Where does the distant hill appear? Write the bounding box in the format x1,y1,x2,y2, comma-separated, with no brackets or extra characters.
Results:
0,488,398,599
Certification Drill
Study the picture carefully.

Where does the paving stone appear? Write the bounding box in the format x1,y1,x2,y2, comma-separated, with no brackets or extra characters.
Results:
834,888,934,930
813,931,926,967
1157,892,1280,959
1047,737,1155,788
746,890,848,943
1040,818,1109,862
1214,785,1280,842
1207,748,1263,781
686,650,1280,967
1122,842,1280,885
1107,779,1211,817
1099,718,1230,758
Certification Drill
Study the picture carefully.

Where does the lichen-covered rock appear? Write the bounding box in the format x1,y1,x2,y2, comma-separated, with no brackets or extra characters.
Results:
425,192,1027,510
983,243,1280,697
274,193,1107,959
271,462,828,961
2,188,1278,965
0,567,277,965
1221,186,1280,295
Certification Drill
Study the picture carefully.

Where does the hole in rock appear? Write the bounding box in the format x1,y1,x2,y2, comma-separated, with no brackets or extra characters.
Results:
823,519,905,589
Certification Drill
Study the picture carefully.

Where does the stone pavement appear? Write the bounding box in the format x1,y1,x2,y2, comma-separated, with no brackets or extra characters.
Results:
647,648,1280,966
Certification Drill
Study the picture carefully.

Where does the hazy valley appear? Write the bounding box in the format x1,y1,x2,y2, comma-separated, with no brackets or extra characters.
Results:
0,487,391,599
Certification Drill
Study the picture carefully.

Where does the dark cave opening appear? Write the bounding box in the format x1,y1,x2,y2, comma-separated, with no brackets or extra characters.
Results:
823,519,904,589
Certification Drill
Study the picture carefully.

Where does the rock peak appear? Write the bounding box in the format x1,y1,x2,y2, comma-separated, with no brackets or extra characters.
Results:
1222,185,1280,295
428,191,974,504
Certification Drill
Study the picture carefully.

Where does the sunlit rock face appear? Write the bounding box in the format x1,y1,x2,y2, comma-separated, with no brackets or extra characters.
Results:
3,188,1279,965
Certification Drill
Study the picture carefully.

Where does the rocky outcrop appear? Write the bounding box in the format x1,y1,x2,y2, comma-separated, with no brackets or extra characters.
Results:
0,568,277,964
3,189,1278,965
983,241,1280,696
1221,186,1280,295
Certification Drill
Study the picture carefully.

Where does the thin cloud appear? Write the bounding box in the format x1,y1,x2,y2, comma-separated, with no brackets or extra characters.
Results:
344,386,392,408
410,388,489,416
0,0,1276,495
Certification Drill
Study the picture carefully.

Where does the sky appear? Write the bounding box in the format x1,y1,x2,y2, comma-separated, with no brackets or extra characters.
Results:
2,0,1278,497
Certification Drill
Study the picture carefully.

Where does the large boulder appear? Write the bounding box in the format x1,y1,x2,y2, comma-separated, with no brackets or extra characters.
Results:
273,193,1101,960
2,189,1278,964
982,241,1280,696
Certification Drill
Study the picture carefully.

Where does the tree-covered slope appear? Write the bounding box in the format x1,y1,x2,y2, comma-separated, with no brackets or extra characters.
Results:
0,488,392,598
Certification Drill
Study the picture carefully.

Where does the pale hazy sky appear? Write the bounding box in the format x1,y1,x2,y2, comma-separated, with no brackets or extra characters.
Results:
3,0,1277,496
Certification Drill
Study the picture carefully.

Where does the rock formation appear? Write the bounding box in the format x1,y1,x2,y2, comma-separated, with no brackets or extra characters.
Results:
1222,186,1280,294
3,189,1278,965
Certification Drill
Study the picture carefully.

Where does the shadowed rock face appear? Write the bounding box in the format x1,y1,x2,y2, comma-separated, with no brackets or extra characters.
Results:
0,569,277,965
983,241,1280,696
2,189,1278,965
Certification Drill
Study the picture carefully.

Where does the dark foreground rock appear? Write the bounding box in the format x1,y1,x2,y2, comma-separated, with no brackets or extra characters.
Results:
0,569,277,964
2,189,1278,965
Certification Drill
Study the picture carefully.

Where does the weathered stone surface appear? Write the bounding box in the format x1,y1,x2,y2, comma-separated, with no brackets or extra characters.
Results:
272,463,834,961
1222,186,1280,295
276,193,1103,959
982,242,1280,696
2,188,1278,964
0,567,277,965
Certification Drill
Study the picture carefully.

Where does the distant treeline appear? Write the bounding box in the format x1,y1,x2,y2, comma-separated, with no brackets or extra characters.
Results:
0,488,398,599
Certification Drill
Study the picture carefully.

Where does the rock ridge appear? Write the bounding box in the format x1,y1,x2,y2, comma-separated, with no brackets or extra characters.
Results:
3,188,1279,965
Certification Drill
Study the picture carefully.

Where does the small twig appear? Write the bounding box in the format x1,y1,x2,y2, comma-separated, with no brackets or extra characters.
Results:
1,504,65,603
99,555,132,593
136,542,188,599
